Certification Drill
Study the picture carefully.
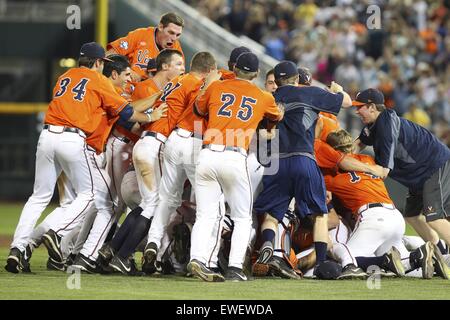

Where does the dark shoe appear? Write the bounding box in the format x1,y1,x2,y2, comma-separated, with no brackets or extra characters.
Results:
256,241,273,264
129,257,144,276
413,242,434,279
66,253,77,267
187,259,225,282
268,256,302,280
72,254,99,274
381,247,405,277
21,243,35,273
337,263,367,280
225,266,248,282
109,255,133,275
431,243,450,280
42,229,63,263
172,223,191,264
97,243,115,267
47,257,66,271
142,242,158,275
5,248,23,274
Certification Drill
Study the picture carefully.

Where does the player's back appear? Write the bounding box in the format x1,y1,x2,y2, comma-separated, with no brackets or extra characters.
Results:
44,67,127,136
202,78,280,150
324,154,392,215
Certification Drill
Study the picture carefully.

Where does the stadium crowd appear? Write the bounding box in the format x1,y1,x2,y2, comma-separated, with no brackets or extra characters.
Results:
185,0,450,146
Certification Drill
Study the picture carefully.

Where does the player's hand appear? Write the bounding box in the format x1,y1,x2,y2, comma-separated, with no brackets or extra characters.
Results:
259,128,276,140
130,69,142,83
204,69,222,86
150,103,168,121
329,81,343,93
369,164,386,178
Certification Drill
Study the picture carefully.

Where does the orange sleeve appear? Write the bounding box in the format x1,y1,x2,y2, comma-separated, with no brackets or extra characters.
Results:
314,139,345,169
96,75,129,116
107,29,142,56
196,82,216,116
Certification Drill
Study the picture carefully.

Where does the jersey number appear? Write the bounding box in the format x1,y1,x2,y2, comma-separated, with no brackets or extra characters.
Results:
348,171,379,183
218,93,256,122
161,82,181,102
54,78,89,102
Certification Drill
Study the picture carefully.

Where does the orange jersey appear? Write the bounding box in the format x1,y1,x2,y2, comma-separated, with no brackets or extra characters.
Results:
219,68,236,80
86,86,129,153
314,139,345,171
131,78,160,101
323,154,392,215
107,27,183,80
144,73,202,137
317,112,340,142
196,78,281,150
45,68,128,136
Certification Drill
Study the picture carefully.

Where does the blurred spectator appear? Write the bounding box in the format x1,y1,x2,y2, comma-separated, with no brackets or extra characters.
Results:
403,102,432,129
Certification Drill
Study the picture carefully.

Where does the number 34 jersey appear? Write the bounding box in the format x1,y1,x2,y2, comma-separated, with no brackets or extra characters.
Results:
44,67,128,136
323,154,393,216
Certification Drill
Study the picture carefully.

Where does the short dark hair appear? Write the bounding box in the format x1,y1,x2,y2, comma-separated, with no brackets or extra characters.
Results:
103,55,130,77
156,49,183,72
265,69,275,81
160,12,184,28
190,51,216,73
78,56,98,68
275,74,298,87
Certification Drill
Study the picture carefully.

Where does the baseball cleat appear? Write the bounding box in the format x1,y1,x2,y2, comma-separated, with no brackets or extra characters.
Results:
47,257,66,271
256,241,274,264
72,254,99,274
187,259,225,282
337,263,367,280
416,241,435,279
382,246,405,277
225,266,248,282
109,255,133,275
431,243,450,280
268,256,302,280
5,248,23,274
142,242,158,275
42,229,63,263
97,243,115,267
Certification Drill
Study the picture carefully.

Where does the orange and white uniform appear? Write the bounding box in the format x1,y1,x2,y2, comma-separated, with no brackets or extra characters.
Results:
190,78,281,270
11,67,128,253
133,73,201,221
326,154,405,269
107,27,183,80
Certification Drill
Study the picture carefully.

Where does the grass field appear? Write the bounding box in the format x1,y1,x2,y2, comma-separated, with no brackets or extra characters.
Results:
1,202,449,300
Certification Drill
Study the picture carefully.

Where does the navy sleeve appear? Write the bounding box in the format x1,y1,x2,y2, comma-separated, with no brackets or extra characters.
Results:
116,118,135,131
358,127,373,146
374,111,399,169
311,88,343,114
118,104,134,122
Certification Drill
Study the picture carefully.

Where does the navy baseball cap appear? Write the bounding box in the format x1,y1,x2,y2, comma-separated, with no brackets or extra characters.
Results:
298,67,312,85
314,261,342,280
80,42,112,61
229,46,251,64
274,61,298,80
235,52,259,72
352,88,385,106
147,58,157,71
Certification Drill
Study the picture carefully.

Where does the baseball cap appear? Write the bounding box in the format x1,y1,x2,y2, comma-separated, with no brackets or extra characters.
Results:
80,42,112,61
147,58,157,72
352,88,385,106
298,67,312,85
274,61,298,80
229,46,251,64
235,52,259,72
314,261,342,280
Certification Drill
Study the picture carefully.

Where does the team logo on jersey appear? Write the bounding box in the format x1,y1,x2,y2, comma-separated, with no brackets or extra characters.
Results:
120,41,129,50
364,127,370,137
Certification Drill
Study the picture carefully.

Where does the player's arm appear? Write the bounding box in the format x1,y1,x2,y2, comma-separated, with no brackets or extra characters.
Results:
353,138,366,154
129,91,162,112
339,156,385,177
329,81,352,108
118,103,167,124
194,70,222,117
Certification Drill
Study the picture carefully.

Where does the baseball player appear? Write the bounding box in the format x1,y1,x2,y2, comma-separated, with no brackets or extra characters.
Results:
107,12,184,82
5,42,160,273
253,60,352,279
326,129,450,280
352,88,450,263
218,46,251,80
188,52,283,282
140,52,219,274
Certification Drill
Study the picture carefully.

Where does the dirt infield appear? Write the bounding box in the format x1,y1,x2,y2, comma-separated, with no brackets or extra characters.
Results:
0,235,12,248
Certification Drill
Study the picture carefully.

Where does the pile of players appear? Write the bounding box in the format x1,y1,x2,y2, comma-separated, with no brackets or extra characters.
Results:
5,12,450,282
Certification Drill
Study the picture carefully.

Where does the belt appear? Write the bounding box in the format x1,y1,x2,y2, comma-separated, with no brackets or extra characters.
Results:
357,203,395,215
140,131,167,143
43,124,86,138
112,129,131,144
175,127,202,139
202,144,247,157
